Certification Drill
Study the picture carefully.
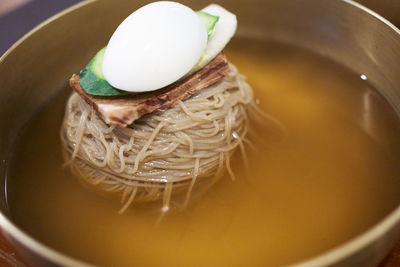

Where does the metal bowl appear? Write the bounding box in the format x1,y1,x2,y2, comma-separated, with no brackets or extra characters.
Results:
1,0,400,266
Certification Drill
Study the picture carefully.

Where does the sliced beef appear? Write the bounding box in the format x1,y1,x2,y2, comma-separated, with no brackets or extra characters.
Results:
70,52,230,127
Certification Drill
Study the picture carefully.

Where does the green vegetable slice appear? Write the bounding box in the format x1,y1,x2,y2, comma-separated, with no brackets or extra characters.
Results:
90,47,106,80
79,48,130,96
196,11,219,38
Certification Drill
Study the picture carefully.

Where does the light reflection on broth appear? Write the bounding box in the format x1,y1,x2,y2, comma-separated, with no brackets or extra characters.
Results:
6,39,400,266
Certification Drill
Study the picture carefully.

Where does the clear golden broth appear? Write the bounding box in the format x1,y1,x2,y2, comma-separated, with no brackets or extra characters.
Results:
6,39,400,266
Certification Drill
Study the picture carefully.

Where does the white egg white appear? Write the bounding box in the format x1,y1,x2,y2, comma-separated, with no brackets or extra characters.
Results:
102,1,207,92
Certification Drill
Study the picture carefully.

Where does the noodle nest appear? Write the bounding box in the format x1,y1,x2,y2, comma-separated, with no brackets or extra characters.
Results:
60,64,257,213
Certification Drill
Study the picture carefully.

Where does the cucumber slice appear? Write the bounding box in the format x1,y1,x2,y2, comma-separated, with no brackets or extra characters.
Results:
79,67,129,96
79,48,130,96
196,11,219,38
190,5,237,72
198,4,237,68
91,47,106,80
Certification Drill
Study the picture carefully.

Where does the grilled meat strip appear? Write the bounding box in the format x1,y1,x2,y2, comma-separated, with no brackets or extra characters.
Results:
70,52,230,127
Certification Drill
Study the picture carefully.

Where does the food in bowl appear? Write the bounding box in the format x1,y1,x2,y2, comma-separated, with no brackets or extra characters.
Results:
60,1,267,213
4,1,400,266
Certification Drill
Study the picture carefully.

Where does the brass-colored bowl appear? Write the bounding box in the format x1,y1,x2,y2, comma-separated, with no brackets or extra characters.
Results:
1,0,400,266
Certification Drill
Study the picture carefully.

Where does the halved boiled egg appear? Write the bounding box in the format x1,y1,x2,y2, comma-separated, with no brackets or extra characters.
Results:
102,1,207,92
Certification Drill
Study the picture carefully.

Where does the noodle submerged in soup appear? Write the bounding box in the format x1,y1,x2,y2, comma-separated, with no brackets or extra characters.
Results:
6,39,400,266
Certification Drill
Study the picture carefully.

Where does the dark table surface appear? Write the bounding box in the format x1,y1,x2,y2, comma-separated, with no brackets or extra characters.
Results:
0,0,82,56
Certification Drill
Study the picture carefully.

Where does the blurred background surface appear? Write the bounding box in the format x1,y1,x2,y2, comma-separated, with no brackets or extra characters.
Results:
0,0,399,56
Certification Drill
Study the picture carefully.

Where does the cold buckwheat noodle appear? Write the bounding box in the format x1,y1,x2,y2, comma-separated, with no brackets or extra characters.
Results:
60,64,278,213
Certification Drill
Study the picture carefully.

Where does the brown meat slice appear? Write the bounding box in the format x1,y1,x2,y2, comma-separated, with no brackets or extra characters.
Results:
70,52,230,127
